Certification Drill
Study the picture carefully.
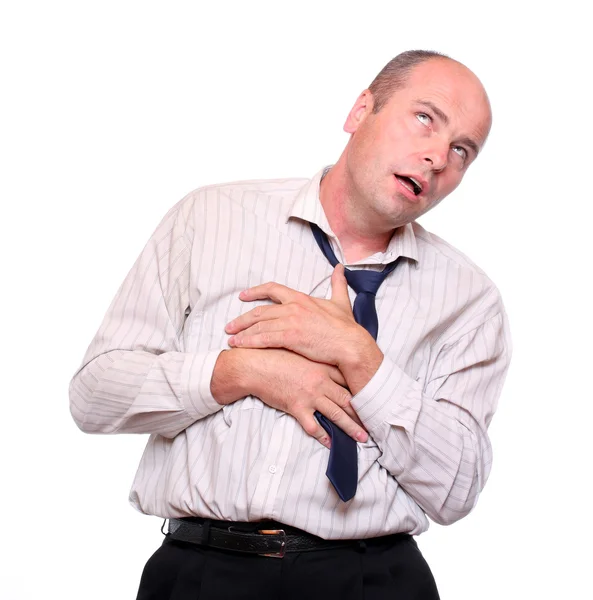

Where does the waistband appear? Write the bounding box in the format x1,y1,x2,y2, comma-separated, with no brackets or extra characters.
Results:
165,517,411,559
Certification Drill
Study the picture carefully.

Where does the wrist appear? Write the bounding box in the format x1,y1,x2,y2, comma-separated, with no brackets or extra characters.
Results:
210,349,254,405
337,329,384,395
336,326,374,369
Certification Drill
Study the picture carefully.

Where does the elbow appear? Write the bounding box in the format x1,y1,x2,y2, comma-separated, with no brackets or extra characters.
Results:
426,502,474,526
69,376,104,434
426,474,482,526
69,394,98,434
70,400,121,435
69,387,122,434
69,378,88,432
70,404,100,434
430,429,489,526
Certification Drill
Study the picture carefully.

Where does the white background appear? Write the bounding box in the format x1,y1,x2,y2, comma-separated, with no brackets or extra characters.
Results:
1,1,591,598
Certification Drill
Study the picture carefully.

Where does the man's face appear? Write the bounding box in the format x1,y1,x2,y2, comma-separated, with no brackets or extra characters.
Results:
343,58,492,229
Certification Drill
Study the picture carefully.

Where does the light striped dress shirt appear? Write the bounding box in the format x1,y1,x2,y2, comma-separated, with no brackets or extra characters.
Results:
69,168,512,539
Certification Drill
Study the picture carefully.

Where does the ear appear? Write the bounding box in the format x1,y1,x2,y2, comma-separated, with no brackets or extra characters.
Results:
343,90,374,134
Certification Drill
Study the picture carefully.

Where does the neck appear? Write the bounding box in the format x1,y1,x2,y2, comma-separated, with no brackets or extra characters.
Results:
319,160,394,264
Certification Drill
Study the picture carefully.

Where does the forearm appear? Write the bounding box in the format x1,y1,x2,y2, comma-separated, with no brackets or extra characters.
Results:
336,328,384,395
70,347,223,438
335,340,487,520
69,194,225,439
351,356,490,525
351,309,510,524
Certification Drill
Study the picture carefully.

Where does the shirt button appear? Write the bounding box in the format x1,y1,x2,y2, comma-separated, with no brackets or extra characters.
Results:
268,465,277,474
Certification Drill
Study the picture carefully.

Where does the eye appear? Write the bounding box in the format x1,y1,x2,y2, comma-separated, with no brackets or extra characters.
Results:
452,145,467,160
416,113,432,126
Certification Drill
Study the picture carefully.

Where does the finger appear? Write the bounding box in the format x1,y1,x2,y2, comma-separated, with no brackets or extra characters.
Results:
324,382,366,430
228,330,290,350
325,364,348,387
225,304,291,334
228,319,288,343
239,282,307,305
330,265,353,314
315,397,368,443
296,411,332,448
343,404,366,430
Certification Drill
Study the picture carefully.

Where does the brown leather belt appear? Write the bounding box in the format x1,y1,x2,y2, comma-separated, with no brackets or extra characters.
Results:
166,517,410,559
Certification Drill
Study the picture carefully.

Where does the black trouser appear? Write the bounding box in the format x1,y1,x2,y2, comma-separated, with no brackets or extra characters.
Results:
136,528,440,600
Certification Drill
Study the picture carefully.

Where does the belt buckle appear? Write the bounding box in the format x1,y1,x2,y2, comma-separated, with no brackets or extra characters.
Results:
258,529,286,558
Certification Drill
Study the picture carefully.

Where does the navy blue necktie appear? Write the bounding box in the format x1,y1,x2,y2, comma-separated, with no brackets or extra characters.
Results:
310,222,398,502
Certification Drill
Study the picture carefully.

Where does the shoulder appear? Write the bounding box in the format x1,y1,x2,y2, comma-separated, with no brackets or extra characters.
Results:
185,176,310,201
166,175,310,240
412,221,490,278
169,175,308,219
411,221,507,339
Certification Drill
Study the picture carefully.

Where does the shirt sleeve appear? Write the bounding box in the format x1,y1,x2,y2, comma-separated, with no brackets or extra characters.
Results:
69,195,223,439
351,300,512,525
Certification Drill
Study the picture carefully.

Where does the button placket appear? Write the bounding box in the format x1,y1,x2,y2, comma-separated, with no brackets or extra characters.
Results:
250,416,296,518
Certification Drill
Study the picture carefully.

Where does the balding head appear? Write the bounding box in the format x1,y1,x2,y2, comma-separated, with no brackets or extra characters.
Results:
369,50,451,113
369,50,491,133
326,50,493,233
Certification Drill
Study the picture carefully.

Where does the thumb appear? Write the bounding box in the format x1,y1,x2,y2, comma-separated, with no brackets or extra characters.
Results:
331,264,353,314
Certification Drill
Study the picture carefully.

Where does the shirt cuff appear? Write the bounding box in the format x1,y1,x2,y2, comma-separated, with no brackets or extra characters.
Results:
350,355,424,439
181,349,225,421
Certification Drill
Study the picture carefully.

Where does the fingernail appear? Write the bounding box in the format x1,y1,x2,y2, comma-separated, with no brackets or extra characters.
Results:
355,431,367,442
228,335,236,345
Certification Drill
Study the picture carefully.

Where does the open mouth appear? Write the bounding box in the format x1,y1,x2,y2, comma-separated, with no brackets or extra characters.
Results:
394,175,422,196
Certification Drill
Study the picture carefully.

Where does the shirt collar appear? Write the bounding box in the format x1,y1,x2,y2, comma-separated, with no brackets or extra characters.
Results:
287,166,419,265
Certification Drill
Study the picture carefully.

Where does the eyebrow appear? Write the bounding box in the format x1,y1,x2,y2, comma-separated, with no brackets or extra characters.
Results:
417,100,481,157
456,136,480,158
418,100,449,125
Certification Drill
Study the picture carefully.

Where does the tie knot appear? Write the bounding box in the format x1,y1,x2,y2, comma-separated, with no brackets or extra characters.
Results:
343,268,386,295
310,222,398,292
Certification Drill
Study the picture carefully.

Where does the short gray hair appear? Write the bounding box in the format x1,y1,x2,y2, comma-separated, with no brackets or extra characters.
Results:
368,50,450,113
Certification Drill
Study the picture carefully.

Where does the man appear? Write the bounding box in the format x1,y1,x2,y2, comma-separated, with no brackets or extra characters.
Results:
70,50,511,599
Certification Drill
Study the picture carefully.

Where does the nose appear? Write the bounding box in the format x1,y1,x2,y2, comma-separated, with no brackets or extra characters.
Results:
423,142,449,172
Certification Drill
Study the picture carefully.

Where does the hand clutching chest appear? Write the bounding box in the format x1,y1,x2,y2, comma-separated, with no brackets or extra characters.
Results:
208,265,383,449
